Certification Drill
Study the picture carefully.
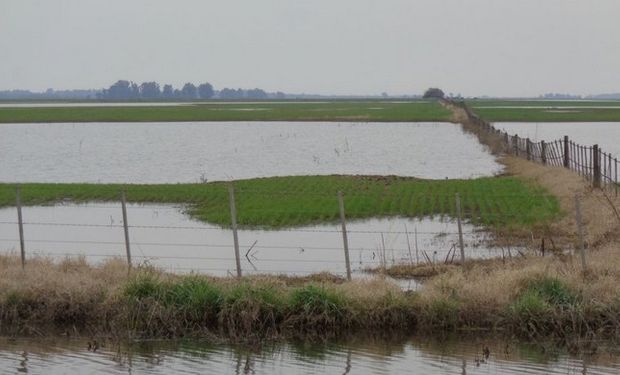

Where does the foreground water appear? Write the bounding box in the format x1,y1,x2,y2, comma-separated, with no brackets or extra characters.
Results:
493,122,620,158
0,335,617,374
0,203,508,280
0,122,502,183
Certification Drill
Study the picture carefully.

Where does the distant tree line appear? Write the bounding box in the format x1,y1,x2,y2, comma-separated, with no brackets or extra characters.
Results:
97,80,214,100
97,80,285,100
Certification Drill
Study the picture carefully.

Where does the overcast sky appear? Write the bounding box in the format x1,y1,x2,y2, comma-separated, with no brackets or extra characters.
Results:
1,0,619,97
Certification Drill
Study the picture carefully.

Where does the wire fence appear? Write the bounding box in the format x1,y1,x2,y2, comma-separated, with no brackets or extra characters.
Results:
450,100,619,194
1,189,548,279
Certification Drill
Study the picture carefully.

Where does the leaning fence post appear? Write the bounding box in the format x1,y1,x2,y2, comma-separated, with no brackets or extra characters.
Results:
593,144,601,188
228,184,242,278
338,191,352,281
120,190,132,270
455,193,465,265
574,195,587,272
563,136,570,169
16,186,25,270
541,140,547,165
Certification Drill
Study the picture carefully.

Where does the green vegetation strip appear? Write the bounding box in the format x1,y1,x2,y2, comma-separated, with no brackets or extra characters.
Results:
466,100,620,122
0,175,560,230
0,101,451,123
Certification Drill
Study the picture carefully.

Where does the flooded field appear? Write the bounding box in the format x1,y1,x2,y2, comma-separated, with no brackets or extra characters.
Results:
0,122,502,183
493,122,620,157
0,335,617,375
0,203,506,279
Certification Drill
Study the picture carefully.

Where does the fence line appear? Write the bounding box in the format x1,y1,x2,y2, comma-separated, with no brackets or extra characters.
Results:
3,187,543,276
450,100,619,195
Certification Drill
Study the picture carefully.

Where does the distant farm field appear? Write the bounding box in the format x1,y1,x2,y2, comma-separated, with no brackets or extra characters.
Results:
0,101,452,123
467,99,620,122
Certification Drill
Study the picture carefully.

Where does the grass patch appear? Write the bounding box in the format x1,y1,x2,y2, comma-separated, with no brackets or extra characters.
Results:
511,277,577,316
288,285,348,332
0,175,561,231
0,101,452,123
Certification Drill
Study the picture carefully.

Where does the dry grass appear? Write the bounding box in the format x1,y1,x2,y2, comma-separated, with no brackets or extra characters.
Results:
416,242,620,336
0,249,618,341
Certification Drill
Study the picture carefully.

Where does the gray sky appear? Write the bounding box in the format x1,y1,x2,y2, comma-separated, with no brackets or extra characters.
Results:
1,0,619,97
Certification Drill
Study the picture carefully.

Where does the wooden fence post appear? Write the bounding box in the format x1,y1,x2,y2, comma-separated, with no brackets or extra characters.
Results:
526,138,531,161
120,190,132,270
455,193,465,265
563,136,570,169
593,144,601,188
541,140,547,165
228,185,242,278
574,195,587,272
338,191,352,281
513,135,519,156
16,186,26,270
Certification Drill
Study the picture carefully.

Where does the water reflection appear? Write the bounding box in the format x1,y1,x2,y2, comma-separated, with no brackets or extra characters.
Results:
0,335,617,374
0,204,511,279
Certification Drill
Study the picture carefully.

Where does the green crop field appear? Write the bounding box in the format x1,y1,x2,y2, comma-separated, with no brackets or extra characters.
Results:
0,101,452,123
0,175,560,230
466,99,620,122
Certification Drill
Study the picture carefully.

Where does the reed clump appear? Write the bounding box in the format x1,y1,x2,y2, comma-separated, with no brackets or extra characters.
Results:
0,247,619,341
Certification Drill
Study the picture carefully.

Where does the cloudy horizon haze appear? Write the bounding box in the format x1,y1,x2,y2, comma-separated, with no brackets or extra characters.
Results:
1,0,619,97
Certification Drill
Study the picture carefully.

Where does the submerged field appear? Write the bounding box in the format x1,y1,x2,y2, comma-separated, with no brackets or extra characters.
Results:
467,99,620,122
0,100,451,123
0,175,560,230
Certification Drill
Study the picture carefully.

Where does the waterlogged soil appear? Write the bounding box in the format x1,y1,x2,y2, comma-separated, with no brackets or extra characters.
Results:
0,203,515,279
0,122,503,183
493,122,620,157
0,335,617,375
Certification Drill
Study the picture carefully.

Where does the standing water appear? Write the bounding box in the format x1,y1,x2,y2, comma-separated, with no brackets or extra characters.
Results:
0,335,617,374
0,122,502,183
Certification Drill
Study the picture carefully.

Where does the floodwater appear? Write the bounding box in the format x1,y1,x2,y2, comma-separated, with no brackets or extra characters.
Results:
493,122,620,158
0,203,509,280
0,335,617,375
0,122,503,183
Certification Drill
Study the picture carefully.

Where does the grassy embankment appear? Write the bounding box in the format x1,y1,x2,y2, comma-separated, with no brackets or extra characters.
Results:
0,101,452,123
1,248,619,341
0,175,560,231
466,99,620,122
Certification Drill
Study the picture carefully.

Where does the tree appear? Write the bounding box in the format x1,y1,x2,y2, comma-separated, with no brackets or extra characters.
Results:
139,82,161,99
219,88,244,99
181,83,198,99
198,83,214,99
106,80,133,99
423,88,445,99
246,88,268,99
162,84,174,98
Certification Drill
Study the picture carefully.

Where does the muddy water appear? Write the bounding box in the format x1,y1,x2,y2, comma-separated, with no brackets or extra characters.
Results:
0,122,502,183
493,122,620,158
0,204,512,281
0,335,617,374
